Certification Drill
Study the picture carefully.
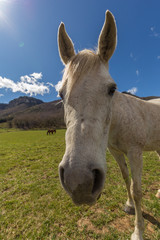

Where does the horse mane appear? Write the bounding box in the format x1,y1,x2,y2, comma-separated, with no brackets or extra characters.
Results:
62,50,101,96
122,91,160,101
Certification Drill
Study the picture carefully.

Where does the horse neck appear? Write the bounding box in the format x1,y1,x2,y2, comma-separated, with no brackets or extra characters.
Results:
111,91,146,124
111,91,160,129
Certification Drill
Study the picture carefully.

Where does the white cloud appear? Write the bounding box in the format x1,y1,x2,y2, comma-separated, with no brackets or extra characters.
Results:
157,56,160,60
20,75,36,84
30,72,43,80
150,26,160,38
130,52,136,61
0,72,51,96
47,82,54,87
136,70,139,76
130,52,133,58
0,94,4,97
127,87,138,95
55,80,62,92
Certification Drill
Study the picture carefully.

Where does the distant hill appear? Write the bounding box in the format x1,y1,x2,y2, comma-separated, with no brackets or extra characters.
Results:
8,96,43,108
0,94,159,130
0,96,65,129
0,96,43,111
0,103,8,110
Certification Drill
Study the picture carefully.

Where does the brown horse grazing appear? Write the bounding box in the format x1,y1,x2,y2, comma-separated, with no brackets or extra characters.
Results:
47,129,56,135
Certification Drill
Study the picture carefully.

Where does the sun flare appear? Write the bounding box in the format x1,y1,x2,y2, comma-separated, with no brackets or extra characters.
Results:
0,0,12,28
0,0,10,3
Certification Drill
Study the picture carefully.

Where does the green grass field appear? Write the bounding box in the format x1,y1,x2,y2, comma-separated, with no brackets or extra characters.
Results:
0,129,160,239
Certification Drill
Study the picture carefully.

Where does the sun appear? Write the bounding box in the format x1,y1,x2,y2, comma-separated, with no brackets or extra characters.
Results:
0,0,10,3
0,0,12,29
0,0,12,8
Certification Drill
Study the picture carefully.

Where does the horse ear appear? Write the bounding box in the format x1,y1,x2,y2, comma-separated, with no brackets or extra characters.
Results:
97,10,117,63
58,22,76,65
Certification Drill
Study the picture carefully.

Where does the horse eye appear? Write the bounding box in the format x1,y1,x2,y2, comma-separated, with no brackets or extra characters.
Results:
59,91,64,100
108,86,116,96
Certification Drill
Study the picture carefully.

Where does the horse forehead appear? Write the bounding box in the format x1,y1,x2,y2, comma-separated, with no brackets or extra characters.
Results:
65,62,113,96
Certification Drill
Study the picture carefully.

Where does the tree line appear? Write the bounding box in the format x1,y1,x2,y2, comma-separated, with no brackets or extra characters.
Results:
7,112,65,129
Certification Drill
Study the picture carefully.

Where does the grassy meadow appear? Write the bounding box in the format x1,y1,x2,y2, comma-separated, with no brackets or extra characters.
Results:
0,129,160,240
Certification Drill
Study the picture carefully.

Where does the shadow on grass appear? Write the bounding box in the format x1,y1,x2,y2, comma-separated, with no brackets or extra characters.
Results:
124,207,160,228
142,211,160,228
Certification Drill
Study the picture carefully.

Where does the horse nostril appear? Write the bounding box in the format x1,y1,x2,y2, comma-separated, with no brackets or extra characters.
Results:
92,169,103,195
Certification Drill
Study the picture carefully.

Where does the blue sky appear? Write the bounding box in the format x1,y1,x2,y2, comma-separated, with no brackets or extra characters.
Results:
0,0,160,103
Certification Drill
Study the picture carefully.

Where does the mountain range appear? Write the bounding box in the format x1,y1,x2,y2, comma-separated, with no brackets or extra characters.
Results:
0,93,159,129
0,96,64,129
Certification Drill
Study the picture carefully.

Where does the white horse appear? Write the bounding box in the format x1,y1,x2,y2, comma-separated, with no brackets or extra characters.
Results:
57,11,160,240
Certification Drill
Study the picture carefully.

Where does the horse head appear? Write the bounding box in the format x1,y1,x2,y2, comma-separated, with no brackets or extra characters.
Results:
58,11,117,205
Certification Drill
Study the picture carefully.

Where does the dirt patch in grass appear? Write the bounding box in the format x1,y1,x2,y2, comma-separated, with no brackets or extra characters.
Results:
77,213,159,238
144,181,160,198
77,215,132,234
146,222,155,234
77,217,110,234
110,215,132,232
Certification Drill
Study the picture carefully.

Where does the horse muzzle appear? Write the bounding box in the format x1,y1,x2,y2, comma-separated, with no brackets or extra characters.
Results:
59,161,106,205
